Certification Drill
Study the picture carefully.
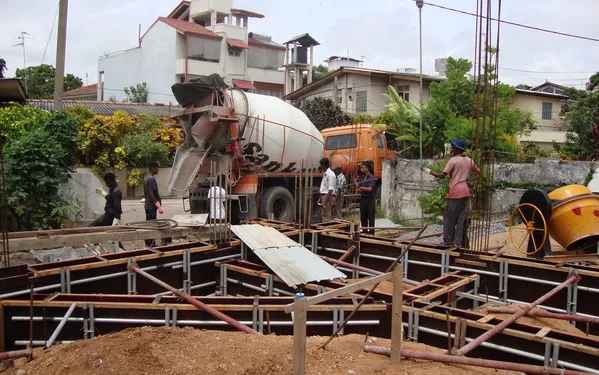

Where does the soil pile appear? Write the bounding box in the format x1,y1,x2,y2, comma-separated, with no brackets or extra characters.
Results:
5,326,518,375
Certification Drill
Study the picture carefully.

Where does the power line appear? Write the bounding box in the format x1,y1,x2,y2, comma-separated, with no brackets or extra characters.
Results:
500,67,596,74
417,0,599,43
41,1,60,65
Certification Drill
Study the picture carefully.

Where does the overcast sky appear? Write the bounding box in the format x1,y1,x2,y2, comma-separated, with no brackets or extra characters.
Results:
1,0,598,89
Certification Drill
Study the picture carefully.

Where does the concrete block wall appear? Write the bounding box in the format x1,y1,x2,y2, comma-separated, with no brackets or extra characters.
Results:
382,158,595,220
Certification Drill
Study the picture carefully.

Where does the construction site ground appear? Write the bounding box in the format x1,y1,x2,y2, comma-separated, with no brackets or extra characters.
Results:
3,327,518,375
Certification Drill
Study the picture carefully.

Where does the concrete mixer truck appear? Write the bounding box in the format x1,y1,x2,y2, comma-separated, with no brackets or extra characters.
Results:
167,75,393,222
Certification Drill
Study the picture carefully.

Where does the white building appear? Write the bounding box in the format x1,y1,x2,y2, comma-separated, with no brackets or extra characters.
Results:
98,0,286,104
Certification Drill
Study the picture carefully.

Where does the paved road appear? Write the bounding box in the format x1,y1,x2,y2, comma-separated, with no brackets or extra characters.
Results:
121,198,187,223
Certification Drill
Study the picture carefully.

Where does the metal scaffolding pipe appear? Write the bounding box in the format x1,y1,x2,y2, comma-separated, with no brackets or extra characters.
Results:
0,349,31,361
320,255,383,275
129,265,257,334
333,245,356,265
487,305,599,325
363,345,591,375
46,302,77,348
457,273,581,356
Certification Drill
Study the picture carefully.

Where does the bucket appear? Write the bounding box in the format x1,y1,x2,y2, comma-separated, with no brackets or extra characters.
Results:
548,185,599,250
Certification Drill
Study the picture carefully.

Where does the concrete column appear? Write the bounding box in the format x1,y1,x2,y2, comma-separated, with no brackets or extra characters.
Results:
210,11,217,26
236,16,241,26
293,67,300,91
243,17,248,28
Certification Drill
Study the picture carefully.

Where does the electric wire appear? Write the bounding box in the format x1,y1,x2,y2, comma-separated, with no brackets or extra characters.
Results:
41,1,59,65
416,0,599,43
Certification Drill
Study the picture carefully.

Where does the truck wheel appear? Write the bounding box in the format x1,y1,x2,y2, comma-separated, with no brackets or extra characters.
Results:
260,187,295,222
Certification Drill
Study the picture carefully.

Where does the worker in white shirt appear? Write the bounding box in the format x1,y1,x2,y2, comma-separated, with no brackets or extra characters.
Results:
334,167,347,218
319,158,336,222
207,176,227,222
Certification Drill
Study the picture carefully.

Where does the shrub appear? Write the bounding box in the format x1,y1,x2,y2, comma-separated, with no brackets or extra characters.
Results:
0,105,51,145
123,133,170,168
4,127,76,229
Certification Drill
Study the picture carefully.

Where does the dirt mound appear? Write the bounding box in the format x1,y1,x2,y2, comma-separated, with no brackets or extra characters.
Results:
5,326,518,375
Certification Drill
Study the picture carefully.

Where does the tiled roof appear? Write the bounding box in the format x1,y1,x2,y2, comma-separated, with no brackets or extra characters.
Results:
64,83,97,98
227,38,249,49
515,88,568,99
28,99,183,117
248,36,286,51
158,17,220,39
285,66,443,100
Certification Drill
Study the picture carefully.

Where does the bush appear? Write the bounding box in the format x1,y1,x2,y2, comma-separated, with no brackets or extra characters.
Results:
0,105,51,145
418,160,448,217
123,133,170,168
4,126,76,229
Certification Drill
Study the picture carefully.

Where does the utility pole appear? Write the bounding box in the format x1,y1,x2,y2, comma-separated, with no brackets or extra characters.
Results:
54,0,68,110
416,0,424,221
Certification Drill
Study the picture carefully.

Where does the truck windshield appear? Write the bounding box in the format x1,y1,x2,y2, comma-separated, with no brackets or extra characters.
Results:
325,134,357,150
376,133,386,149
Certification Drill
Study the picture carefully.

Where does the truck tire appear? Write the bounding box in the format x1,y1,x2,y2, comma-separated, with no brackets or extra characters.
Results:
260,187,295,222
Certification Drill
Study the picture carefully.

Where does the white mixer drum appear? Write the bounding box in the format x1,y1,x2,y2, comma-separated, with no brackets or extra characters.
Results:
230,90,324,173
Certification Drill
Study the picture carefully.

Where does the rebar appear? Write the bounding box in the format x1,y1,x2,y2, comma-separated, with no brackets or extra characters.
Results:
468,0,502,252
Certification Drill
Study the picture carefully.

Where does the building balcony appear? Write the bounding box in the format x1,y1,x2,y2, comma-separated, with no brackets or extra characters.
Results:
247,67,284,85
176,58,223,76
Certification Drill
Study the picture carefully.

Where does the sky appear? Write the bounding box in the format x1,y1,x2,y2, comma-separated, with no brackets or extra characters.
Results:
1,0,598,89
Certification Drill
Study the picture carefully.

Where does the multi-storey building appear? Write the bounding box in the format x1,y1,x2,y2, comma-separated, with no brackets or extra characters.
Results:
98,0,286,104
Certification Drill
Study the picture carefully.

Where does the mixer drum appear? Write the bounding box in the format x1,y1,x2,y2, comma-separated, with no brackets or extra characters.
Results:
548,185,599,251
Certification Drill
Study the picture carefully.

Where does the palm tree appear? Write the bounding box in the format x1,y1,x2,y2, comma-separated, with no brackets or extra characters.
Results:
0,58,6,78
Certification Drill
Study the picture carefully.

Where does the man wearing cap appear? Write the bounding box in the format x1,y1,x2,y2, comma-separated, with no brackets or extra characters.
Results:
431,139,480,248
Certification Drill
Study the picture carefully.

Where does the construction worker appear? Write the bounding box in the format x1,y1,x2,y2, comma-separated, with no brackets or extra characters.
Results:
357,162,377,234
208,176,226,223
318,157,336,222
334,167,347,217
143,161,164,247
92,172,122,226
430,139,480,248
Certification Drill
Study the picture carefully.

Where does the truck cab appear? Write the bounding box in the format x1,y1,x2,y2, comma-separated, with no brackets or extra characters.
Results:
321,124,394,181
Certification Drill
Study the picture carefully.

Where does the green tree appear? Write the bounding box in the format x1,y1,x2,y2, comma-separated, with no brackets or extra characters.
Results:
0,58,6,78
562,91,599,160
299,97,351,130
124,82,149,103
588,72,599,91
122,133,170,168
312,64,329,81
4,111,79,229
15,64,82,99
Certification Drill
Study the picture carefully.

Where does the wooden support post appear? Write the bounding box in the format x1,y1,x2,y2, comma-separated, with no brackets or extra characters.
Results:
390,264,403,363
293,293,307,375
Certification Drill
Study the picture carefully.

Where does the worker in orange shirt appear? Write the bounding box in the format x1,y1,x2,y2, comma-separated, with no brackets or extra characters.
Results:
431,139,480,248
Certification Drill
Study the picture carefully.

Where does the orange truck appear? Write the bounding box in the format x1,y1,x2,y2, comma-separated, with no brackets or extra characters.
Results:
321,123,395,183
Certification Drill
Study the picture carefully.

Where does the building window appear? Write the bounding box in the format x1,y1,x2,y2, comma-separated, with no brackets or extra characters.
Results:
228,46,242,56
356,91,367,113
336,89,342,104
542,102,553,120
188,36,221,62
395,85,410,102
325,134,357,150
376,133,386,149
